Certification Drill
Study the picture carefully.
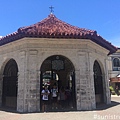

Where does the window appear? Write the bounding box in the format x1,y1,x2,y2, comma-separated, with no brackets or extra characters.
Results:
113,58,120,67
112,58,120,71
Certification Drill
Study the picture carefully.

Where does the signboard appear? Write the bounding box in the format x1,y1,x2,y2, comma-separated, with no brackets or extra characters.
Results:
52,59,64,70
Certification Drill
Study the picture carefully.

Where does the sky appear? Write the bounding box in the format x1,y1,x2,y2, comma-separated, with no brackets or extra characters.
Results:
0,0,120,47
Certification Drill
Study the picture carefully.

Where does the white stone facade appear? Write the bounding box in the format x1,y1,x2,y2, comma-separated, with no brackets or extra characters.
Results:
0,37,111,112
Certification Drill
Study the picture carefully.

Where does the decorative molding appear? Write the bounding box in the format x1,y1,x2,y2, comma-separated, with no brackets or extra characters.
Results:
29,50,38,55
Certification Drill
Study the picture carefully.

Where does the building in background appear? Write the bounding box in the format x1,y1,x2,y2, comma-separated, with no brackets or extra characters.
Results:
108,48,120,94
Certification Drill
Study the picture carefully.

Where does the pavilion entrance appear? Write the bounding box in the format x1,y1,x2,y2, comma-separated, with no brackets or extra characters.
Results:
2,59,18,109
93,60,104,106
40,55,76,111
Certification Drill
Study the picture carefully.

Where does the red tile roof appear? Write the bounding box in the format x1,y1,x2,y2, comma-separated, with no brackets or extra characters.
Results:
0,14,117,54
18,14,96,37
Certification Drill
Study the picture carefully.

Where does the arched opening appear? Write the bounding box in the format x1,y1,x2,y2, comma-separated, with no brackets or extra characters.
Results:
93,60,104,106
40,55,76,111
2,59,18,109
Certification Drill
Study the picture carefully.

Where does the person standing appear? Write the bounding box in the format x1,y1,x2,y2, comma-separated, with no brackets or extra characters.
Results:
59,86,66,109
41,85,50,112
65,86,71,108
115,85,119,96
51,84,58,109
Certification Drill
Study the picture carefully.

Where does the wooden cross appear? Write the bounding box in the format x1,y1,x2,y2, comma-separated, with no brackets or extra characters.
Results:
49,6,54,14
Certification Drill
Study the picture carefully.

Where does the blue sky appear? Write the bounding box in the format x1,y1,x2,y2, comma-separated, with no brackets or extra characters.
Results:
0,0,120,47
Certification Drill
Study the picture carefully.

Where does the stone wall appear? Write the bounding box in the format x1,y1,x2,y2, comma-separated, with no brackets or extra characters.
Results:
0,38,110,112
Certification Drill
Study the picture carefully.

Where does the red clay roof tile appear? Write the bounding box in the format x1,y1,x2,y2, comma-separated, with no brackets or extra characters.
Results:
0,14,117,54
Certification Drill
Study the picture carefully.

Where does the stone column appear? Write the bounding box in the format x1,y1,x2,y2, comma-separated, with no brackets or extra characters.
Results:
75,70,81,110
27,50,39,112
77,51,94,110
17,51,27,112
88,53,96,109
104,58,111,104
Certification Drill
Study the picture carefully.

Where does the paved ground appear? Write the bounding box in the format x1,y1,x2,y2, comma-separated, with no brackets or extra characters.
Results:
0,95,120,120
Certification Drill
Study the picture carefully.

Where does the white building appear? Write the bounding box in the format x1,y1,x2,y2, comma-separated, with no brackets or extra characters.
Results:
108,48,120,90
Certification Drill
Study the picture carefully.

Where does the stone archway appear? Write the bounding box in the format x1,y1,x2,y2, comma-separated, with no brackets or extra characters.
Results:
2,59,18,109
93,60,104,105
40,55,76,111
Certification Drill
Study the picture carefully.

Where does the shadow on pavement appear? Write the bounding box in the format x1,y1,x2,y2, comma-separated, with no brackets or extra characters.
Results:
0,100,120,113
0,107,18,113
95,100,120,111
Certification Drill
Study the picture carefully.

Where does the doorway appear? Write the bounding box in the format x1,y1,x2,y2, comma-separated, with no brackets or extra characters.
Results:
2,59,18,109
93,60,104,105
40,55,76,111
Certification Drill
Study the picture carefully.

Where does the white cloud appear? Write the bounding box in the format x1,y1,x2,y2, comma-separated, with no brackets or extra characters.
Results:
0,36,2,38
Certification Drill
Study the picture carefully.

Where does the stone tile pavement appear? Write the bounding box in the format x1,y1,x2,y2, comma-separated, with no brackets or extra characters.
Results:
0,96,120,120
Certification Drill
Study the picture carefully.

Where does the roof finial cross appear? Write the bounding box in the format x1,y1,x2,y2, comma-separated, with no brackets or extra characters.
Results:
49,5,54,14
